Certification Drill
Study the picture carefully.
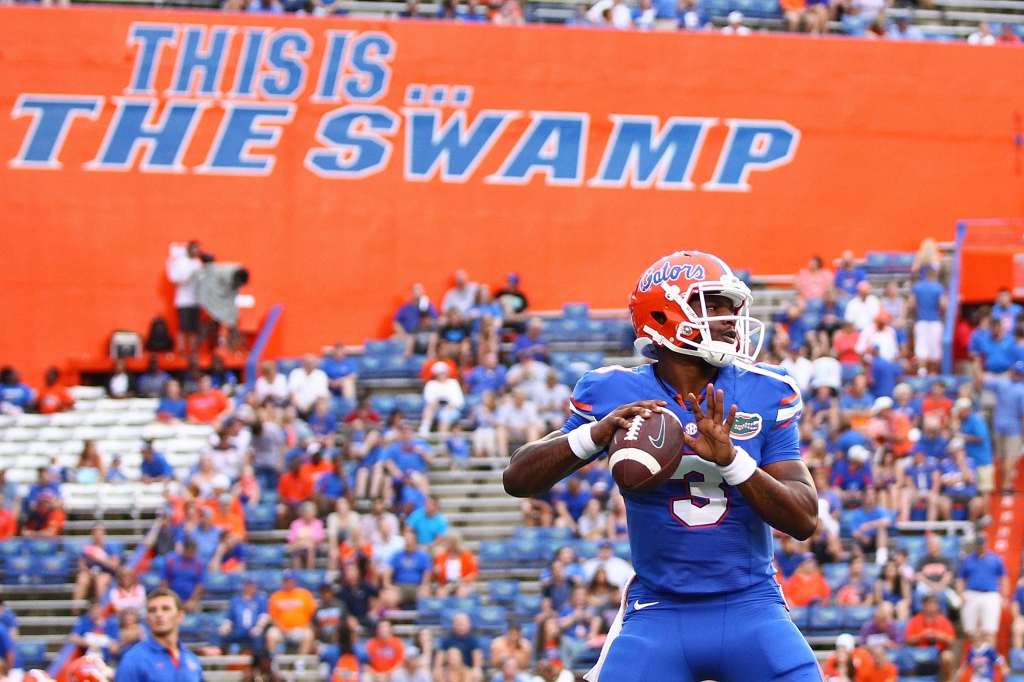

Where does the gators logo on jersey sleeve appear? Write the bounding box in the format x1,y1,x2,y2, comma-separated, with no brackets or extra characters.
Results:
730,412,762,440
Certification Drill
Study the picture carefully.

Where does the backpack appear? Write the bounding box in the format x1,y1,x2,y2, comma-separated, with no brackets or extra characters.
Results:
145,316,174,353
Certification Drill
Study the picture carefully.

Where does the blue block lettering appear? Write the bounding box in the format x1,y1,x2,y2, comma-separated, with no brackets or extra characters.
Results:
229,28,270,98
198,103,295,176
167,26,235,97
9,95,104,170
589,115,716,190
259,30,312,100
342,33,395,103
404,109,519,182
312,30,353,102
126,24,179,95
86,97,209,172
487,113,589,186
703,120,801,192
305,106,399,179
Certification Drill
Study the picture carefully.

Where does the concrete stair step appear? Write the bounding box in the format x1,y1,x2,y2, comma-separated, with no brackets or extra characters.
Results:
439,497,520,511
430,483,508,496
449,524,516,539
447,511,522,524
428,469,505,483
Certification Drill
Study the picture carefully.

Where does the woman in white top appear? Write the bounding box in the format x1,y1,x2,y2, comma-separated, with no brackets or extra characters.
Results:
469,391,500,458
326,497,362,571
107,567,146,616
253,361,289,405
419,363,465,436
576,499,608,541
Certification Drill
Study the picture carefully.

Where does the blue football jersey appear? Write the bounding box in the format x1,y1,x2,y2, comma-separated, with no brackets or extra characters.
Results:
561,362,803,596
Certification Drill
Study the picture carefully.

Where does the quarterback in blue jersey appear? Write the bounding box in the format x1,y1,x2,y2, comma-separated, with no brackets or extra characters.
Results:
504,251,821,682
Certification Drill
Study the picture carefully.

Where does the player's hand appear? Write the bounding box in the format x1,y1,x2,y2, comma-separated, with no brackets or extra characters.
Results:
683,384,737,467
590,401,667,447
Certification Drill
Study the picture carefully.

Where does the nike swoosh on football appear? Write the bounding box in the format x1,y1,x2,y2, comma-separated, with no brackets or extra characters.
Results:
633,600,659,610
648,416,666,449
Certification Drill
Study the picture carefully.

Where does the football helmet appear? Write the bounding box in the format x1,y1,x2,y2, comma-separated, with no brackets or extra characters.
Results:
23,671,56,682
66,655,113,682
629,251,763,367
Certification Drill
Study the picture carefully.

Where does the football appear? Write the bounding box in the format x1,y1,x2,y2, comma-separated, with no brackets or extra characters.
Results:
608,409,686,493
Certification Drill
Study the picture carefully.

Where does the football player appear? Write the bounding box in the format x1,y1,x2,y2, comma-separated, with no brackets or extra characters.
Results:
504,251,821,682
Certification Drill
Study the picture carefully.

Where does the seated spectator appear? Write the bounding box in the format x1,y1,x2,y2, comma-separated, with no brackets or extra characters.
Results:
513,318,550,363
532,371,571,432
367,620,406,679
433,534,478,597
469,391,501,458
288,502,325,570
209,531,248,573
315,458,351,515
495,273,530,332
1011,570,1024,649
999,22,1024,43
163,537,206,606
73,524,121,603
957,532,1007,646
970,316,1016,374
958,640,1010,681
108,567,146,616
834,250,868,296
371,517,406,572
70,600,121,662
441,270,478,315
856,312,899,362
582,540,632,589
137,441,174,484
187,375,233,426
557,587,599,669
109,358,132,399
307,398,336,438
438,308,474,365
322,343,358,400
540,561,575,620
37,366,75,414
254,361,289,405
116,607,146,657
327,497,362,571
406,496,449,547
839,376,875,427
313,582,351,647
490,624,532,671
21,491,65,538
0,366,35,412
848,488,891,560
920,382,953,428
954,397,995,501
575,499,607,541
465,353,507,396
277,456,315,527
831,445,873,507
394,283,439,337
555,477,592,529
137,355,171,399
794,255,833,301
289,355,330,418
73,440,107,485
857,645,899,682
361,498,401,545
266,570,317,655
858,602,902,650
380,423,433,497
781,341,814,393
421,363,465,436
189,455,231,500
898,446,940,522
532,619,571,679
783,553,831,607
496,388,543,457
105,456,128,484
385,528,432,609
210,493,247,539
437,613,484,680
338,563,380,630
937,441,983,523
874,560,911,621
836,555,874,606
217,576,270,654
844,282,881,332
832,319,861,366
177,507,223,567
156,380,187,422
904,594,956,679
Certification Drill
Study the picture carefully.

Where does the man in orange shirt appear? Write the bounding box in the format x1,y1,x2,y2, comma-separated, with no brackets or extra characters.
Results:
277,456,314,527
855,646,898,682
823,634,873,680
299,444,334,489
265,571,317,655
904,594,956,680
207,494,246,541
37,367,75,414
186,375,232,425
366,619,405,677
0,493,16,541
783,553,832,607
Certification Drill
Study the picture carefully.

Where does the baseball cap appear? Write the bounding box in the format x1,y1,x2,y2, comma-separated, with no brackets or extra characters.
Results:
431,361,450,376
835,634,856,651
954,397,973,412
282,570,297,581
507,272,520,284
728,9,743,21
848,445,870,463
871,396,893,415
598,540,613,549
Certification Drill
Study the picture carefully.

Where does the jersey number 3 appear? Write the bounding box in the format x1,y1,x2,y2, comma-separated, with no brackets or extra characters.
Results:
670,459,730,528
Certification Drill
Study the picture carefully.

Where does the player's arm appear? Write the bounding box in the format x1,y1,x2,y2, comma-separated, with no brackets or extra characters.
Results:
683,385,818,540
503,401,666,498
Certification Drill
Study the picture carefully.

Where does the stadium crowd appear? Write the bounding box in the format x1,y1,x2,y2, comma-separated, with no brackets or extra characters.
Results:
1,242,1024,682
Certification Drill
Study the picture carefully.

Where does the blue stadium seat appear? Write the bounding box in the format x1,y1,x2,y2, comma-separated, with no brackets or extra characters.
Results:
396,394,425,418
278,358,302,375
204,572,243,597
563,303,589,320
1008,675,1024,682
788,607,808,629
862,563,882,584
897,535,926,556
416,597,445,624
17,641,47,668
330,397,356,419
38,555,70,584
245,505,276,532
822,563,849,586
509,539,542,562
576,540,599,559
248,545,285,569
27,539,60,556
612,541,631,560
514,527,541,542
514,594,542,619
489,580,520,605
520,622,537,643
547,527,575,543
844,605,874,629
703,0,731,16
841,363,864,382
3,556,36,585
443,595,481,614
296,570,327,591
550,353,573,370
478,540,511,565
359,356,384,377
406,355,427,376
839,510,857,537
575,351,605,368
261,490,279,506
371,395,398,415
808,606,844,632
248,570,283,593
0,540,23,558
475,605,508,633
1010,649,1024,672
941,535,960,556
179,613,207,642
139,572,163,591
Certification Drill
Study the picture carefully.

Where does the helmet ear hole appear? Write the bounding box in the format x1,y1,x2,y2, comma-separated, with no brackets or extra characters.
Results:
651,311,667,325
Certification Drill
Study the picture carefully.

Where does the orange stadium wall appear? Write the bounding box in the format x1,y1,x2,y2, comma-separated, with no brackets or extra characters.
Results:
2,7,1024,382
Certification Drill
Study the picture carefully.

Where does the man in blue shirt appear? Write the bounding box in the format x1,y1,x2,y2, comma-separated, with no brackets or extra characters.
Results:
23,468,61,516
976,361,1024,495
387,528,432,608
70,600,121,662
405,496,449,546
381,424,433,492
0,367,36,411
910,266,946,374
847,487,891,558
555,476,592,523
993,289,1023,334
831,445,873,507
177,509,222,567
393,284,438,335
957,532,1008,646
955,398,995,500
834,250,868,297
970,318,1016,374
141,442,175,483
512,318,550,363
114,588,204,682
216,576,269,654
137,355,172,399
867,352,902,400
161,538,206,611
464,353,507,395
321,343,358,400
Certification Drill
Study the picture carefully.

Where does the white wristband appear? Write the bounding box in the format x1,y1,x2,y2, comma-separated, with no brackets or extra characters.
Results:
720,446,757,486
567,422,601,460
